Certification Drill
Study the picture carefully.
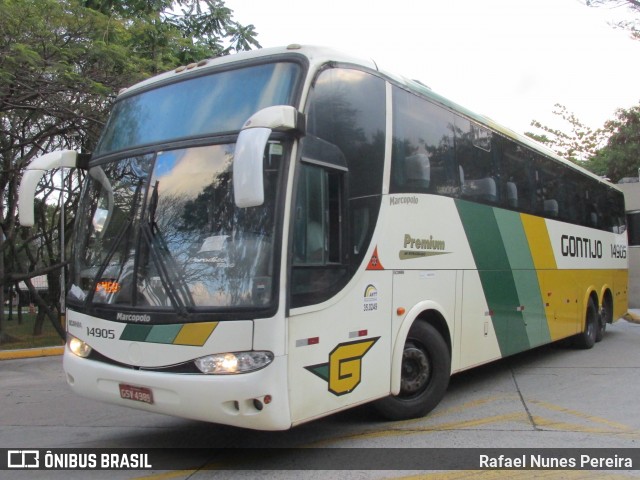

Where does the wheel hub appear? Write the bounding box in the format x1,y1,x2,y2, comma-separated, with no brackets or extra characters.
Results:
400,345,431,395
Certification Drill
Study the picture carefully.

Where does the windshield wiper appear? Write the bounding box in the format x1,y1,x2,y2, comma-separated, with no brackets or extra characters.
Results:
141,181,195,319
84,181,143,307
140,223,194,319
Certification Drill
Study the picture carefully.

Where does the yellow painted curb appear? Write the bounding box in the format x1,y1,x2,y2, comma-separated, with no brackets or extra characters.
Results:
0,346,64,360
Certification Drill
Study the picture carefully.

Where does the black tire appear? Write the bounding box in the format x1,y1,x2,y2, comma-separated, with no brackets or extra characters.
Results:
374,321,450,420
574,298,597,349
596,295,612,343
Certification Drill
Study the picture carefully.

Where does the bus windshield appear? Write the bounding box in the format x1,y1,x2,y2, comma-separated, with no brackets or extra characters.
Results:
69,142,284,314
67,60,302,318
94,62,301,156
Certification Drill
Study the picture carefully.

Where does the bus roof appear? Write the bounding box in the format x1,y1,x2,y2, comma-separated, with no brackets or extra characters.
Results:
118,44,619,192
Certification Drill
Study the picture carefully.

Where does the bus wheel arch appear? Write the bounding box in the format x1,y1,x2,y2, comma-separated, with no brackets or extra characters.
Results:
374,309,451,420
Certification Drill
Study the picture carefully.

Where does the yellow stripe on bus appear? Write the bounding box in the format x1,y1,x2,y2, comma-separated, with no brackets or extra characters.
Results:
520,214,581,340
520,214,556,270
173,322,218,346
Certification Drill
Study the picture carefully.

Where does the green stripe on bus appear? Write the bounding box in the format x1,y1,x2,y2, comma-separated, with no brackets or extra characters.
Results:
456,200,530,356
120,324,153,341
494,210,551,348
145,324,183,344
119,324,204,345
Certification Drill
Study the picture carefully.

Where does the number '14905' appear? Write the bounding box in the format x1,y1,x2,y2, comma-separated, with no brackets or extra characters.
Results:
86,327,115,339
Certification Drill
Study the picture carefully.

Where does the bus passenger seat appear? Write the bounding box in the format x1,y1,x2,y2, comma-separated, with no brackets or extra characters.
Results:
463,177,497,203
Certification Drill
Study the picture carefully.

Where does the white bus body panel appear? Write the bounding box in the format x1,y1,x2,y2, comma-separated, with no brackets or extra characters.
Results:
288,270,393,425
378,194,502,373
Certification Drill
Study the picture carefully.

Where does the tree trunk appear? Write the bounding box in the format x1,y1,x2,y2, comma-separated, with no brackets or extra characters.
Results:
7,285,13,322
0,225,7,344
23,280,66,340
17,285,23,325
33,306,45,336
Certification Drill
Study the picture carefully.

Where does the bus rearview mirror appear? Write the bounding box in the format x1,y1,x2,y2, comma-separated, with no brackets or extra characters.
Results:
233,128,270,208
18,150,79,227
233,106,304,208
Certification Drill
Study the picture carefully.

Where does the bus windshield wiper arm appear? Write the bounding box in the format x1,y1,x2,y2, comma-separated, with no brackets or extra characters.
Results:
84,182,143,307
141,224,193,318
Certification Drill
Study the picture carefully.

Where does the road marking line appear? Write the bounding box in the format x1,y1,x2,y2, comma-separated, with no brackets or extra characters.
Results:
306,412,529,447
305,397,640,448
530,399,634,432
425,395,518,421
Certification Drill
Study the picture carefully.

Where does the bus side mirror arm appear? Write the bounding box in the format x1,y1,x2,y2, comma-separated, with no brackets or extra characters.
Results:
233,105,305,208
18,150,82,227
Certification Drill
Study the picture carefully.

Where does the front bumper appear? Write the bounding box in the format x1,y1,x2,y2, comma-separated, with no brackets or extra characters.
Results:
63,347,292,431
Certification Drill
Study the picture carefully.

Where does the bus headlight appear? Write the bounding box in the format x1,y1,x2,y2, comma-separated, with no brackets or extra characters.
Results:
194,351,274,374
68,335,92,358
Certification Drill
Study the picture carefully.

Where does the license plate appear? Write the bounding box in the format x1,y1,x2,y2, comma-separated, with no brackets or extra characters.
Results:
119,384,154,404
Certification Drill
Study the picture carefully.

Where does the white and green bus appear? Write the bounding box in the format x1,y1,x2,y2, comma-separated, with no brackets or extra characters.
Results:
19,45,628,430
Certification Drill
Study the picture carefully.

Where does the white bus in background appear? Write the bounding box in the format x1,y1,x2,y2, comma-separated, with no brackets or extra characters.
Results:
19,45,628,430
617,178,640,308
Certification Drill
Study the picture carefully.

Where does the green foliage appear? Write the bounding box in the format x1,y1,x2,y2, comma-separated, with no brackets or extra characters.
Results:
0,0,261,341
526,102,640,184
587,104,640,182
1,0,141,161
525,104,608,163
81,0,261,69
529,4,639,182
0,0,261,163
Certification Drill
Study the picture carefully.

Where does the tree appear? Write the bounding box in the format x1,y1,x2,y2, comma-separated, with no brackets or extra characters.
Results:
0,0,260,343
82,0,260,72
587,103,640,182
585,0,640,40
525,104,608,163
1,0,118,343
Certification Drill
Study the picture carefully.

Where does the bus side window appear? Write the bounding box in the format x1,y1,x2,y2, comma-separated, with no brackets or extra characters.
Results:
390,86,457,196
456,119,498,204
291,162,347,307
535,154,564,220
293,164,325,264
292,163,343,265
292,67,385,308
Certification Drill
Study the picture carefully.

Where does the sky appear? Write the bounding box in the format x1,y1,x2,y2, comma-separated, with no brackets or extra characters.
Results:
227,0,640,136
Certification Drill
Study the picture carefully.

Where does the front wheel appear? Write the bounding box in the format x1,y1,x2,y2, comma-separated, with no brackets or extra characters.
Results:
374,322,450,420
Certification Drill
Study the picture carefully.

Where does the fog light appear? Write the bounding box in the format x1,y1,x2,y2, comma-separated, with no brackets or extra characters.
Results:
68,335,92,358
194,351,274,374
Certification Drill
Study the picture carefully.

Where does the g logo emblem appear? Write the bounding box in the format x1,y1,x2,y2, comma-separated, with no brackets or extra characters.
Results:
306,337,379,396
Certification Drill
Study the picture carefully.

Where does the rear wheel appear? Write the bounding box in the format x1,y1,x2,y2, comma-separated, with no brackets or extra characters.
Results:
573,297,597,349
596,295,612,343
374,322,450,420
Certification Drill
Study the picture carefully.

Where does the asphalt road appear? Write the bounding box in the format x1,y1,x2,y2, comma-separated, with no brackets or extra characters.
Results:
2,319,640,479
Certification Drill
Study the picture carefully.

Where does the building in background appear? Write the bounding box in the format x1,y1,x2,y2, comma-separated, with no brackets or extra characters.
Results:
16,275,49,309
